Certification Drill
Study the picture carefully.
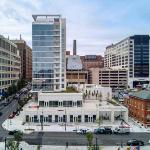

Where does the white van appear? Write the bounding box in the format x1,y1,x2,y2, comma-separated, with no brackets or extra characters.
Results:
113,126,130,134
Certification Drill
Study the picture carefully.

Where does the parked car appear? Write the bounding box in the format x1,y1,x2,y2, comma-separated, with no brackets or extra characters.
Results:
8,113,15,119
127,139,144,146
4,102,9,106
94,127,112,134
113,126,130,134
8,130,19,135
76,129,91,134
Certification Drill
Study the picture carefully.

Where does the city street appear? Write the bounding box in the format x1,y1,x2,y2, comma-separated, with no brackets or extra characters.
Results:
0,100,18,138
22,132,150,146
0,90,28,139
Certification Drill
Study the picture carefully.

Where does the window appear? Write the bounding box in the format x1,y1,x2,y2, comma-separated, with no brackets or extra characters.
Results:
63,115,67,122
147,104,150,110
48,115,52,122
34,115,38,123
55,115,58,122
77,101,82,107
84,115,88,122
26,115,29,122
78,115,81,122
70,115,73,122
39,101,44,107
93,115,96,122
40,115,43,123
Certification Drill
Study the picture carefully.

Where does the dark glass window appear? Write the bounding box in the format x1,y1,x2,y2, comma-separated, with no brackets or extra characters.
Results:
55,115,58,122
78,115,81,122
70,115,73,122
84,115,88,122
39,101,44,107
26,115,29,122
48,115,52,122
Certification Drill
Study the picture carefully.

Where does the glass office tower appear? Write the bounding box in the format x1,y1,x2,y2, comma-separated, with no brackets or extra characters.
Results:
32,15,66,92
105,35,150,88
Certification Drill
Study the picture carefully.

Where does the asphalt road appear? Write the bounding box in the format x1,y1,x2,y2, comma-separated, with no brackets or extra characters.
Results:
22,132,150,146
0,99,18,138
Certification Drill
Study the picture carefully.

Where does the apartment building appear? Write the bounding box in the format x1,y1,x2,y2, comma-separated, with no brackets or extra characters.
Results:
105,35,150,88
0,35,20,98
11,39,32,81
32,15,66,92
88,68,127,89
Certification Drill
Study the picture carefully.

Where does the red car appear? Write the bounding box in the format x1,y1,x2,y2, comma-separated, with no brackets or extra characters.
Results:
8,114,15,119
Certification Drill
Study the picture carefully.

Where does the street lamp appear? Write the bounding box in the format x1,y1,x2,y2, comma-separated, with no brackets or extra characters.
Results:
120,102,123,148
65,108,66,131
40,110,43,131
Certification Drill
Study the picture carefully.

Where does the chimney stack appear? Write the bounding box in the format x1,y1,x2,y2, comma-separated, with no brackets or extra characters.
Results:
73,40,77,55
20,34,22,40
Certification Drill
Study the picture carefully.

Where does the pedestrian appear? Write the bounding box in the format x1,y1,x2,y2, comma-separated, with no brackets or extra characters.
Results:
118,147,120,150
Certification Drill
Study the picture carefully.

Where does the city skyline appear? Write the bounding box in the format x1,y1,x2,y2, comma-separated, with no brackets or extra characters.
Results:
0,0,150,55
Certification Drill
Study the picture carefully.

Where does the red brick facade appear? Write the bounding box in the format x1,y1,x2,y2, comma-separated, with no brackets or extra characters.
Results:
124,96,150,127
80,55,104,70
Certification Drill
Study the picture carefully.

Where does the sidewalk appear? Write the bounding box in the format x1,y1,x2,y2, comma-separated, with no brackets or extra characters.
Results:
0,142,150,150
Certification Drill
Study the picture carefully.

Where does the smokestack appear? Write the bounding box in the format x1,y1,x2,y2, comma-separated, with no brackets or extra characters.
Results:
73,40,77,55
20,34,22,40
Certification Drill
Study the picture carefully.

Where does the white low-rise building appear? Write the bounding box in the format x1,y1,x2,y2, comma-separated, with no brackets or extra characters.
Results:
23,86,128,125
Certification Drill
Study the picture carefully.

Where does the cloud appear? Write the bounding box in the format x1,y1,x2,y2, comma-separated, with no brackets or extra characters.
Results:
0,0,150,56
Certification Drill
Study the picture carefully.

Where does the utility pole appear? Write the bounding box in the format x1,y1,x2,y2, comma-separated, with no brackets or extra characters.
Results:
95,137,98,150
41,110,43,131
65,108,66,131
5,137,6,150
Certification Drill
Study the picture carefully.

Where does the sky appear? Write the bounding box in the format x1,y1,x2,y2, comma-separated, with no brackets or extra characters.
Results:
0,0,150,56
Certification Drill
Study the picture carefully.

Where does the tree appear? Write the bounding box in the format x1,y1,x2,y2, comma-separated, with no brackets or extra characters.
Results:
13,131,23,149
107,92,110,101
17,78,26,91
37,145,41,150
86,132,93,149
7,83,17,96
96,116,102,127
99,92,102,102
6,139,18,150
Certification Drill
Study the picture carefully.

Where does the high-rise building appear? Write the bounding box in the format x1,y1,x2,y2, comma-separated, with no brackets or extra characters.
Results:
0,35,20,99
11,39,32,81
105,35,150,88
32,15,66,92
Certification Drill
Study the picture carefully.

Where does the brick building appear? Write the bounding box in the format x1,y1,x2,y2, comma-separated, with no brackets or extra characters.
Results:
124,90,150,127
11,39,32,81
80,55,104,70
